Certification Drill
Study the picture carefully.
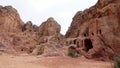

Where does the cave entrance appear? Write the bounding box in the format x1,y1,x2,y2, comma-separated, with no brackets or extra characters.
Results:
73,39,76,44
84,39,93,52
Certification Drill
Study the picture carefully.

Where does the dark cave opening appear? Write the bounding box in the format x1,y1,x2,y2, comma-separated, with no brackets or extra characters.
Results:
73,39,76,44
83,34,87,37
84,39,93,52
92,32,94,36
21,49,24,51
99,30,102,34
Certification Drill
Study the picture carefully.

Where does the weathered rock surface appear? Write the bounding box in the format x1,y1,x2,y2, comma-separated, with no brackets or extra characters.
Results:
0,6,24,33
38,17,61,36
66,0,120,60
0,0,120,61
22,21,39,32
35,17,66,56
0,6,66,56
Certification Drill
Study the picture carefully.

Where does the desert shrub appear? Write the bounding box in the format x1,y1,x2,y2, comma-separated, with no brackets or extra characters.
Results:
68,49,76,57
68,46,77,57
114,54,120,68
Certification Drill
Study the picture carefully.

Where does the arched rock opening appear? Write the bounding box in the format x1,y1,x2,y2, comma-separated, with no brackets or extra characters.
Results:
84,39,93,52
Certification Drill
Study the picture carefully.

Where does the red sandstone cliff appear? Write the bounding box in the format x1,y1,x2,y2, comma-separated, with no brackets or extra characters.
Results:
66,0,120,60
0,6,66,55
0,0,120,61
0,6,24,33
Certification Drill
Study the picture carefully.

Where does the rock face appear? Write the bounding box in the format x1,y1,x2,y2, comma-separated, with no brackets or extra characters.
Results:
66,0,120,60
0,0,120,61
35,17,66,56
38,17,61,36
0,6,24,33
0,6,66,56
22,21,39,32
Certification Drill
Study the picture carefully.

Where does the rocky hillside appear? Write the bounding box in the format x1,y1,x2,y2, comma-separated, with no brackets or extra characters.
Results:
66,0,120,60
0,6,66,56
0,6,24,33
0,0,120,61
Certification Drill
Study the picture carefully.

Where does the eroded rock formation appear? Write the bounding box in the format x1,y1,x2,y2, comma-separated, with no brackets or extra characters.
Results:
0,6,66,56
66,0,120,60
38,17,61,36
0,6,24,33
35,17,66,56
0,0,120,61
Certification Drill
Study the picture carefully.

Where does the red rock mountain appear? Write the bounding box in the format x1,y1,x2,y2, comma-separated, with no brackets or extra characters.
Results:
0,6,66,56
38,17,61,36
66,0,120,60
0,6,24,33
0,0,120,61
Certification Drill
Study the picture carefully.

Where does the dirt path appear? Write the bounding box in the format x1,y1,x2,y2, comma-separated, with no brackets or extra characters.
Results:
0,53,113,68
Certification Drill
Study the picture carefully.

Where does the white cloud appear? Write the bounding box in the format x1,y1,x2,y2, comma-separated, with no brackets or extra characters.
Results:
29,0,72,11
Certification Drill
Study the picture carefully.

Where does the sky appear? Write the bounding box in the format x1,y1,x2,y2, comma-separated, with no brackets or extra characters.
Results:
0,0,98,35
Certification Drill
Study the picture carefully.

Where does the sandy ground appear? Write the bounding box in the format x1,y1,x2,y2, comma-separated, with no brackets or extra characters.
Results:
0,53,114,68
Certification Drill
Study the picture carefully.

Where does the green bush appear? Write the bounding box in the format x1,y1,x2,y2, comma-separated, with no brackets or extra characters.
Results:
68,49,77,58
114,54,120,68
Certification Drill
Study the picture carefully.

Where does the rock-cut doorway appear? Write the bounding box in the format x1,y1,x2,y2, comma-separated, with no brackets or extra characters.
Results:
84,39,93,52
